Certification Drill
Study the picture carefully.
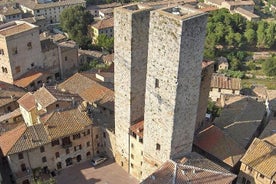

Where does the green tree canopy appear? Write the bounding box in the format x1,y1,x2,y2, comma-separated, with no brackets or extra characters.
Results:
60,6,94,49
97,34,114,52
262,57,276,76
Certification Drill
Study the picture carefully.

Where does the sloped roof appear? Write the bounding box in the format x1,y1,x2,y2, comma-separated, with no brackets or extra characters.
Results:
17,0,86,10
141,152,236,184
213,96,266,148
259,120,276,146
194,125,245,167
0,107,92,155
42,108,92,140
58,72,114,110
91,17,114,30
13,71,44,88
240,138,276,179
130,121,144,138
0,123,26,155
0,22,35,37
34,86,81,109
0,81,26,108
211,74,241,90
17,92,35,111
8,123,49,154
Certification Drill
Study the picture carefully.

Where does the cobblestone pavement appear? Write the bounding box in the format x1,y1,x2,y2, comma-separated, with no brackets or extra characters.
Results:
55,159,139,184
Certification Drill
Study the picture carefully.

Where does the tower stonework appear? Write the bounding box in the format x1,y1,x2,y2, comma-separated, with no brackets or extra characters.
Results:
114,4,152,172
143,7,208,176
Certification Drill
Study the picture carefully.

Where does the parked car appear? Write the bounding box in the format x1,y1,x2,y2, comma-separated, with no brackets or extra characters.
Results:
91,156,108,166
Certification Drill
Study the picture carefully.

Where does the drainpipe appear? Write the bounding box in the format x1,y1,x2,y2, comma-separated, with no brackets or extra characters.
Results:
128,128,130,174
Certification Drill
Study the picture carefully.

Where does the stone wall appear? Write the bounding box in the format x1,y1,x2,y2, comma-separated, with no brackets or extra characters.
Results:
195,62,214,132
143,7,208,177
114,4,152,172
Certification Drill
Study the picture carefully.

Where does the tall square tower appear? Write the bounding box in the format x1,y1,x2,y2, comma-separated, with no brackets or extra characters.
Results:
114,4,152,171
143,6,208,176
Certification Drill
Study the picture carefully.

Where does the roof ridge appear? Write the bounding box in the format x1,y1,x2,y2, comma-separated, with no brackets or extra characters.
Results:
179,164,235,176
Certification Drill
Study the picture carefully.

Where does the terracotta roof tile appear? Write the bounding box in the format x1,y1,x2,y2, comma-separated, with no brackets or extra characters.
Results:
211,74,241,90
142,152,236,184
130,121,144,138
17,0,86,10
13,71,44,88
0,123,26,156
8,123,49,154
17,92,35,111
259,120,276,146
0,108,21,122
194,125,245,167
42,108,92,140
0,81,26,108
91,17,114,30
0,22,35,37
213,96,266,148
240,138,276,178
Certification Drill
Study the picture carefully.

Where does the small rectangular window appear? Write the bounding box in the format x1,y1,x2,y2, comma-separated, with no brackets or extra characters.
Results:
259,174,264,179
15,66,20,74
51,139,59,146
18,152,24,160
73,133,81,140
0,49,4,55
40,146,45,153
42,156,47,163
27,42,32,49
131,154,134,159
156,143,161,150
155,79,159,88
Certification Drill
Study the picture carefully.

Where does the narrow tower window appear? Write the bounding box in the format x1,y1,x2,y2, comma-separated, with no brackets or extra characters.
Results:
155,79,159,88
156,143,161,150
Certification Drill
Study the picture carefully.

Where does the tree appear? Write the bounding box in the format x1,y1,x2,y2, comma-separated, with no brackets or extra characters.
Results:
60,6,93,49
256,21,267,48
244,28,256,45
262,57,276,76
97,34,114,52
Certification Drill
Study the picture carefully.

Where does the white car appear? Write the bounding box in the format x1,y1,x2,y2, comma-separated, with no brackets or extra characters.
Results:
91,156,108,166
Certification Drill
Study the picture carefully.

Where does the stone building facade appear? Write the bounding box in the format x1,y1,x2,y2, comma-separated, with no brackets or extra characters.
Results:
114,4,152,172
143,6,208,177
195,61,214,132
114,4,208,180
0,21,42,84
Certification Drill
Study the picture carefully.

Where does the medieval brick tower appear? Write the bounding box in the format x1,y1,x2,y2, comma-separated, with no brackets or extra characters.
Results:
114,4,152,171
142,7,208,176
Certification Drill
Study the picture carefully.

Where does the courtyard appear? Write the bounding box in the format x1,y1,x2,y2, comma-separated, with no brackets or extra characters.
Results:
55,159,139,184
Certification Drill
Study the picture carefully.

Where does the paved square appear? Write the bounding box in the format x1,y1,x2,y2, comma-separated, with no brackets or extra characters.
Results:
55,160,139,184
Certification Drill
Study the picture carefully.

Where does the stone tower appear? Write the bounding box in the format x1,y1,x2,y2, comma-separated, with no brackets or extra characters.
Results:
143,6,208,176
114,4,152,172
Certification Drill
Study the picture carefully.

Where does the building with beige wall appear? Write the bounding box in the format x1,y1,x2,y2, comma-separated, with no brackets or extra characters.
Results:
0,85,101,184
0,21,42,84
0,5,22,23
90,18,114,45
209,73,241,101
237,137,276,184
17,0,86,23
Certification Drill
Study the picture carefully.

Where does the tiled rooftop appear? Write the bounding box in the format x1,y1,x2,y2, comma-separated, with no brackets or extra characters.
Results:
34,86,81,109
17,0,86,10
42,108,92,140
91,17,114,30
240,138,276,179
0,123,26,155
58,72,114,111
17,92,35,111
0,6,22,16
141,152,236,184
0,21,35,37
259,120,276,146
130,121,144,138
214,96,266,148
13,71,45,88
194,125,245,167
211,73,241,90
0,81,26,108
